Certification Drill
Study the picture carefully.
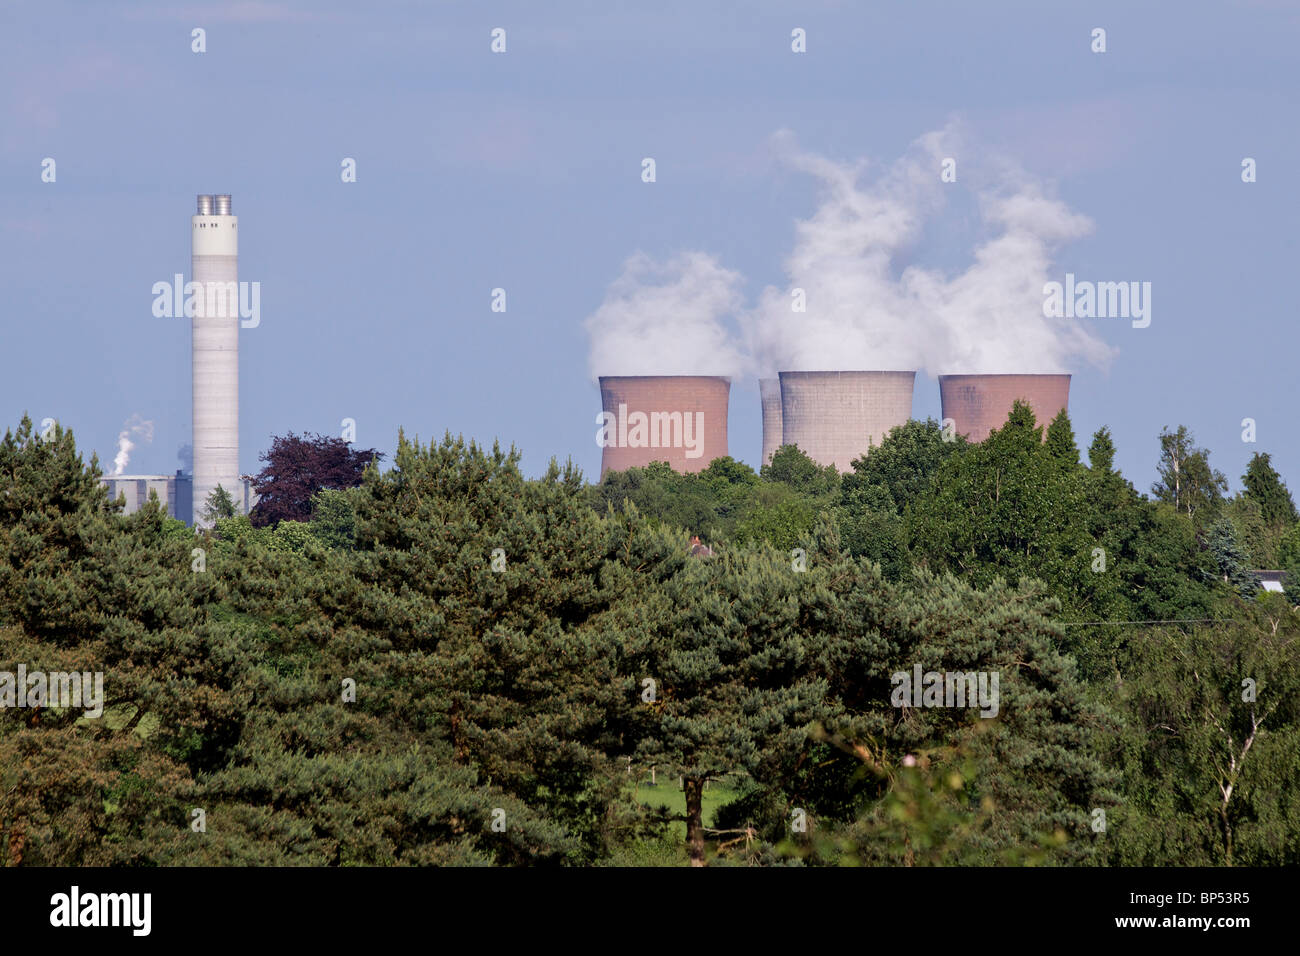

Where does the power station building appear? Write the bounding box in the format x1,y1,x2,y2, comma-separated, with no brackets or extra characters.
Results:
939,373,1071,443
191,193,241,526
597,375,730,479
97,473,257,525
99,472,192,522
775,370,916,472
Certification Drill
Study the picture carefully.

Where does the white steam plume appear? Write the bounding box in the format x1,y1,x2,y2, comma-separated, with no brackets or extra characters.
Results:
112,414,155,475
903,176,1113,374
745,128,1115,375
585,251,748,377
584,251,749,380
586,128,1116,382
742,128,951,375
585,252,748,379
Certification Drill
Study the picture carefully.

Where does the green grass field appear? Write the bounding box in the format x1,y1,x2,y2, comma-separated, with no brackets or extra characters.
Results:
598,772,751,866
631,775,743,831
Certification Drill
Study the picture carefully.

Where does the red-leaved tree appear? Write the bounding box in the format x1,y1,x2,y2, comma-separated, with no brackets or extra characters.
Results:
249,432,382,527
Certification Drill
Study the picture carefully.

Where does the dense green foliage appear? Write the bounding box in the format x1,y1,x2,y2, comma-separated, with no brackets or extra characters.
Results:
2,406,1297,867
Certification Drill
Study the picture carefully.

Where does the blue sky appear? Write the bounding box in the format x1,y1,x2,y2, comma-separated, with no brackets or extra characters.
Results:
2,0,1297,497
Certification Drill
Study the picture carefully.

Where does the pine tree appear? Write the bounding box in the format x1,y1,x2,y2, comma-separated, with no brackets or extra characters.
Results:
1204,516,1260,597
1045,409,1079,466
201,484,237,523
1083,427,1128,530
735,550,1117,866
1087,426,1116,474
1284,557,1300,607
336,431,644,862
0,416,244,864
624,520,837,866
1242,452,1298,527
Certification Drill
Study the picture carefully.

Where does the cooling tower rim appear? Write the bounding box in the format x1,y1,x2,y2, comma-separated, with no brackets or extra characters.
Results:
938,372,1072,379
777,369,918,381
777,369,918,375
597,374,732,384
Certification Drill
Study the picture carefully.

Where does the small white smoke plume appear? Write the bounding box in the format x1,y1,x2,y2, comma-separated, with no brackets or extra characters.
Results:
584,251,749,379
112,414,154,475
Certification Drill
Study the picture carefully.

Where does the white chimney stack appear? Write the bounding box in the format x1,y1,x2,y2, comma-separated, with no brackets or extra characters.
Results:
191,193,239,525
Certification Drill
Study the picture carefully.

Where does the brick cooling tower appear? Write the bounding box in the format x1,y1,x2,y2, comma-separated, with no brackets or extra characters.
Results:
939,374,1071,443
597,376,730,479
778,370,916,473
759,378,783,467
